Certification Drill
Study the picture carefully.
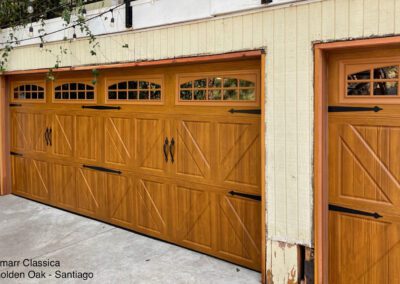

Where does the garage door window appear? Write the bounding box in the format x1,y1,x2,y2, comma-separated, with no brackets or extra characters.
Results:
177,70,259,105
341,59,400,103
11,81,46,102
53,82,95,102
105,76,163,104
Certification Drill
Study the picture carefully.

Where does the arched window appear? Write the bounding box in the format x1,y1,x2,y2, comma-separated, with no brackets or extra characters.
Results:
106,77,163,103
54,82,95,101
342,60,400,103
177,71,259,105
12,82,45,102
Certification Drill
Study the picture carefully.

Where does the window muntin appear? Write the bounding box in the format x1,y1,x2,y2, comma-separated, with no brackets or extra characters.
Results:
106,77,163,103
11,82,46,102
54,82,95,101
177,71,259,104
345,64,400,97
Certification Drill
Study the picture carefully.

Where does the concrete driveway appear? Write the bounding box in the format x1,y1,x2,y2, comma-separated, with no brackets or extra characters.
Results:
0,195,260,284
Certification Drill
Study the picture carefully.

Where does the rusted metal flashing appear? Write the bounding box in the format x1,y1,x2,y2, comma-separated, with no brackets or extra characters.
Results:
1,50,263,75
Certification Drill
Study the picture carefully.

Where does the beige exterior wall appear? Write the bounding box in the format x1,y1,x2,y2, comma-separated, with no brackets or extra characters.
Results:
5,0,400,252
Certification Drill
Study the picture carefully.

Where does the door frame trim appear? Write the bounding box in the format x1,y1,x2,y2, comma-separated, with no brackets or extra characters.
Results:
313,35,400,284
261,52,267,284
0,76,10,196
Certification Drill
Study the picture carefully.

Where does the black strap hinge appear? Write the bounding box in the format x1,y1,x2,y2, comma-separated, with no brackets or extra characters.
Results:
82,105,121,110
10,103,22,107
229,109,261,115
83,165,122,174
10,151,23,157
229,191,261,201
328,106,382,113
329,204,382,219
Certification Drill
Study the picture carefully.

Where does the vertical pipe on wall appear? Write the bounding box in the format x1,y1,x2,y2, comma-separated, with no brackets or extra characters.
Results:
125,0,133,28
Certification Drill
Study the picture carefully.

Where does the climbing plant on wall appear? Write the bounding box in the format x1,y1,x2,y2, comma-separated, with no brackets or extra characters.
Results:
0,0,106,80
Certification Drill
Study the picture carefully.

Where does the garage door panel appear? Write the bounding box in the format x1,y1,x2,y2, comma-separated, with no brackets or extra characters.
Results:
174,185,215,251
11,155,29,195
172,119,213,182
216,194,261,269
29,159,50,201
107,173,134,228
104,116,135,168
76,168,106,217
330,120,400,215
8,61,262,271
328,53,400,283
135,177,171,237
136,117,168,174
30,112,49,154
52,113,74,158
51,163,77,210
329,121,400,281
76,115,101,162
329,212,400,284
217,121,260,192
10,111,30,151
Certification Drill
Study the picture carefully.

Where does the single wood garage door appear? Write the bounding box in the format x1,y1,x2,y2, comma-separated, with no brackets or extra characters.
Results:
9,59,262,270
328,47,400,283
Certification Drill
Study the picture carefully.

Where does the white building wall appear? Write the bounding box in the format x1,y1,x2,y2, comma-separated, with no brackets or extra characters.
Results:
3,0,400,259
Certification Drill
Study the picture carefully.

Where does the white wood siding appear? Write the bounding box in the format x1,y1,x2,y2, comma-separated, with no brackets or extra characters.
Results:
6,0,400,246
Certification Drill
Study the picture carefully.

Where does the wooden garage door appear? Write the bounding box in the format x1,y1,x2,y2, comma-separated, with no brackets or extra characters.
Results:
9,59,262,271
328,48,400,283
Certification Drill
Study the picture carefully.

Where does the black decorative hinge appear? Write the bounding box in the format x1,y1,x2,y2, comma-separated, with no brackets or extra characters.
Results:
10,151,23,157
329,204,382,219
261,0,273,4
9,103,22,107
83,165,122,174
229,191,261,201
82,105,121,110
229,109,261,115
328,106,382,113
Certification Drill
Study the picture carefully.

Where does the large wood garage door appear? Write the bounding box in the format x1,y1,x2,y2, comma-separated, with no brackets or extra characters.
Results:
328,48,400,283
9,59,262,270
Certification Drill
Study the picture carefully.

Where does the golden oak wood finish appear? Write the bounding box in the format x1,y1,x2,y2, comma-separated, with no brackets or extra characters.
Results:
328,48,400,283
8,59,262,271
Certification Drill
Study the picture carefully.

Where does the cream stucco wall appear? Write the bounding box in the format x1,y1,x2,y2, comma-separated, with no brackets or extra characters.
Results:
4,0,400,259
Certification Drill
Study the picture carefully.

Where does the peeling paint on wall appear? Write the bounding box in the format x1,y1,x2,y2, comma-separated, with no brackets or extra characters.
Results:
267,240,298,283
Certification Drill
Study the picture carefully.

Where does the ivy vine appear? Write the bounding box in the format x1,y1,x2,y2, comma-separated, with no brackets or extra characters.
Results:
0,0,105,82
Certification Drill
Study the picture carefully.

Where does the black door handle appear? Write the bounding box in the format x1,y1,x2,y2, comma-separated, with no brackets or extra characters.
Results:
44,128,49,146
48,128,52,146
163,138,169,162
170,138,175,163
